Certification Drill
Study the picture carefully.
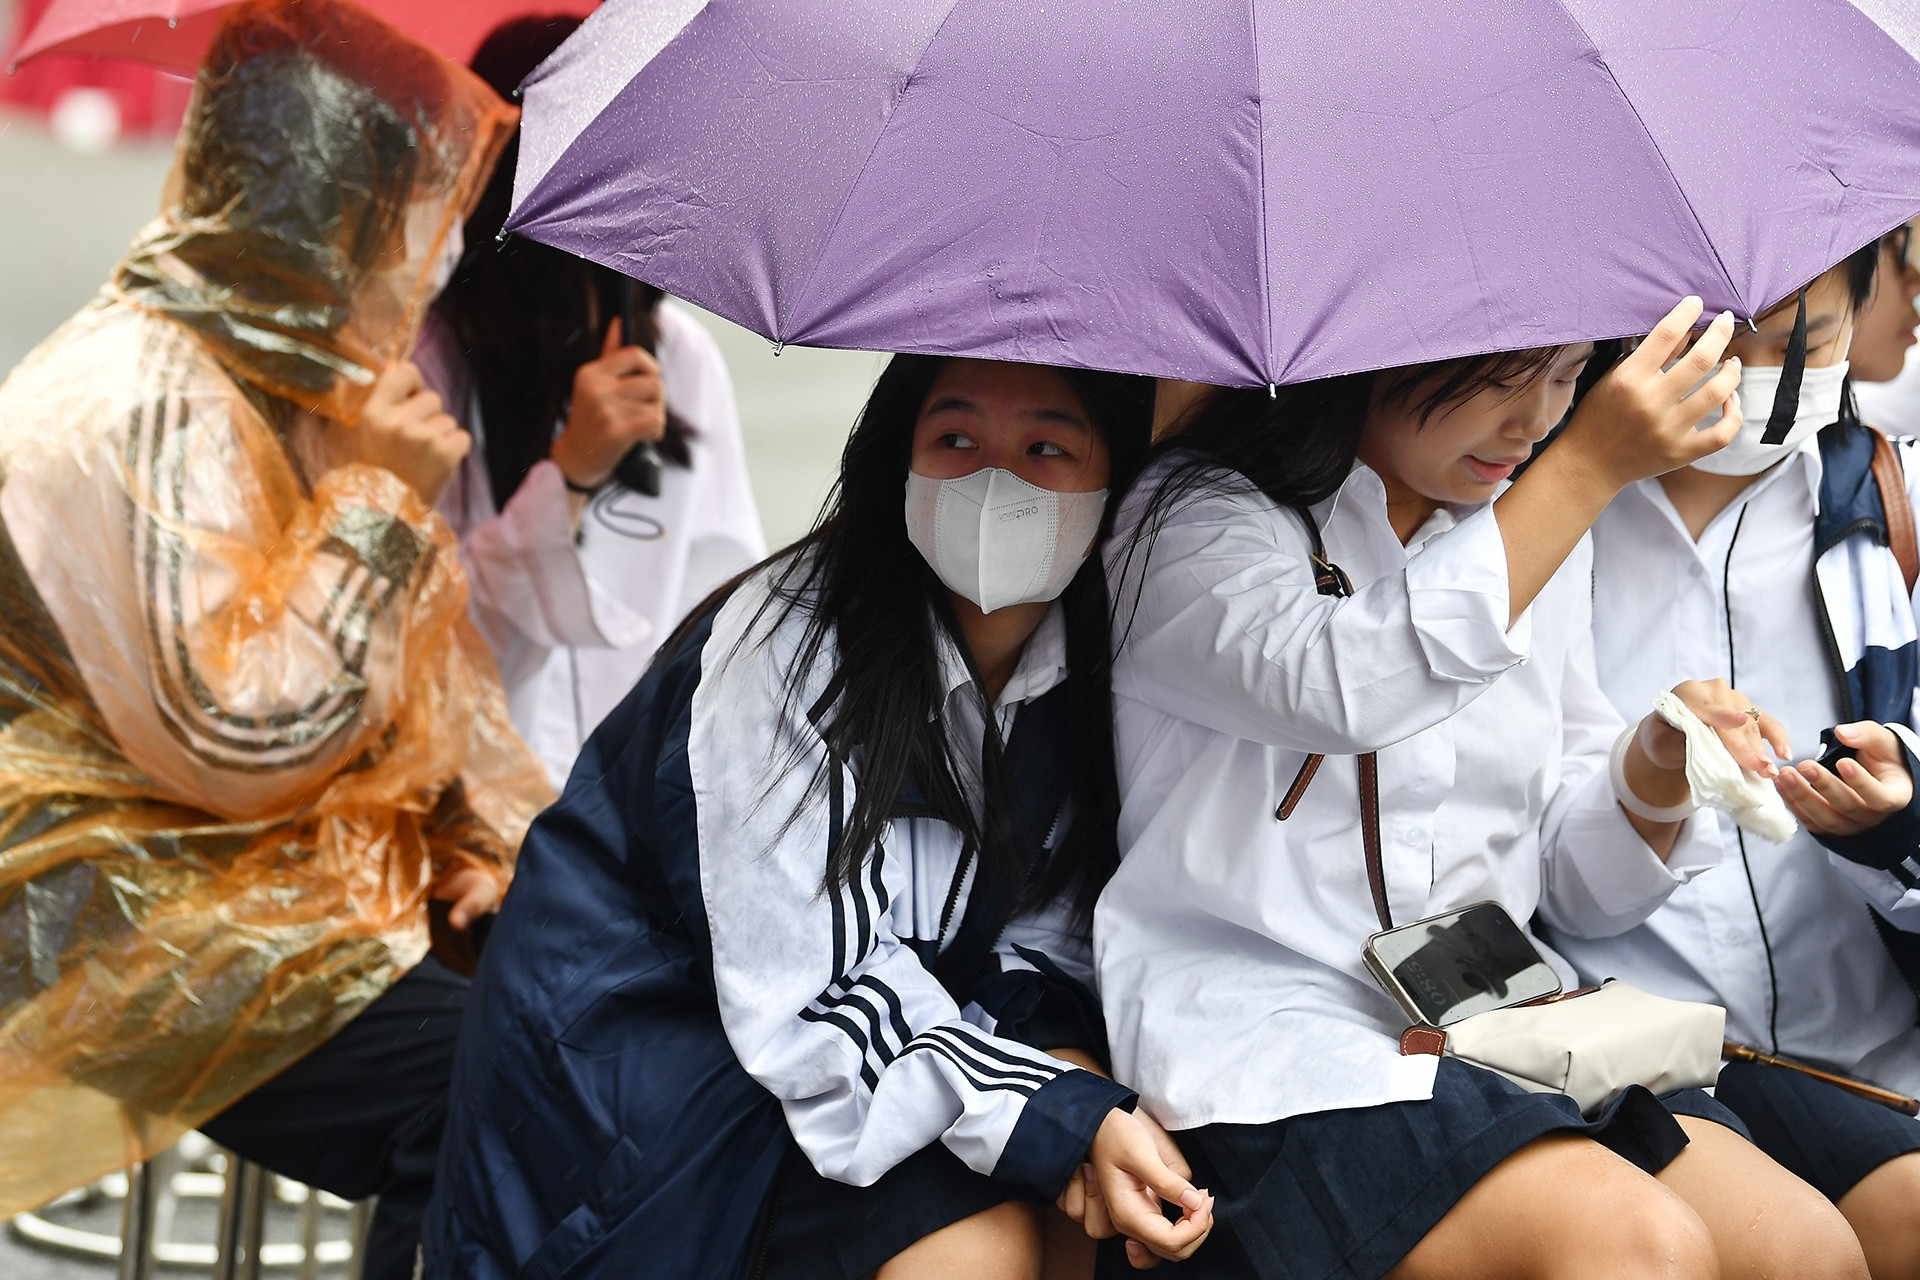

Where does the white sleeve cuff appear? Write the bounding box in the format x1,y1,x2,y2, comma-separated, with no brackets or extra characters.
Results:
1403,504,1530,682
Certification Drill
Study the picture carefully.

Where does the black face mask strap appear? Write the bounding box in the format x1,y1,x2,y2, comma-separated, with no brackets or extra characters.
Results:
1760,289,1808,445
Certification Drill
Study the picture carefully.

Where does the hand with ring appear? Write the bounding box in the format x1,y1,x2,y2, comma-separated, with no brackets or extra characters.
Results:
1641,679,1789,778
1775,721,1916,836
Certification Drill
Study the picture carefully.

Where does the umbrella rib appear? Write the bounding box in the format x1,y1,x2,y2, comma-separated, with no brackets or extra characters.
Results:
1248,0,1274,384
783,0,972,339
1542,0,1742,313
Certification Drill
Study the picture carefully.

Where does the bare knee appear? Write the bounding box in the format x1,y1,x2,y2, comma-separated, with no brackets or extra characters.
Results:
1758,1194,1871,1280
1585,1187,1719,1280
1839,1154,1920,1280
1394,1135,1718,1280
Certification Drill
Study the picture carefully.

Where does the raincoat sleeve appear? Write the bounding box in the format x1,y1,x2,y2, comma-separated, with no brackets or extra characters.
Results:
1535,541,1722,937
1103,475,1528,755
689,586,1132,1196
2,342,449,826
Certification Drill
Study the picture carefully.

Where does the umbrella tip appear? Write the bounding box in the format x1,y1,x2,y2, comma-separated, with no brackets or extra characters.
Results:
167,15,177,27
772,341,785,357
1268,383,1277,399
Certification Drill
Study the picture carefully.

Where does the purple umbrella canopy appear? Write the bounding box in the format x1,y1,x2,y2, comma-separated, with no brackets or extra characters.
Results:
509,0,1920,387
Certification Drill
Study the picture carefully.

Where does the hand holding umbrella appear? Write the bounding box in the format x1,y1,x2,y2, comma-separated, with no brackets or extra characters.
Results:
1492,297,1742,625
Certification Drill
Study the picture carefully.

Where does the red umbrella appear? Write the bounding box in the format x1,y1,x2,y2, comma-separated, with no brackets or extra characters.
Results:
9,0,596,73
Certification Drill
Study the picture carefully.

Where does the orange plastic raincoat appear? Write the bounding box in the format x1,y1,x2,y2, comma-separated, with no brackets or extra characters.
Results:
0,0,544,1215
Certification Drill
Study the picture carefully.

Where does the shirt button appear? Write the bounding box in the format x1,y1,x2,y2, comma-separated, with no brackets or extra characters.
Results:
1720,929,1745,946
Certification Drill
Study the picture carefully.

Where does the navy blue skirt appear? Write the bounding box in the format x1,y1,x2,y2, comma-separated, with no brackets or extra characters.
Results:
755,1138,1046,1280
1715,1059,1920,1202
1156,1057,1749,1280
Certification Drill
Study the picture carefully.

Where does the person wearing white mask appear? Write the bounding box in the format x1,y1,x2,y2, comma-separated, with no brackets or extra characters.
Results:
1547,241,1920,1280
1853,221,1920,433
424,356,1218,1280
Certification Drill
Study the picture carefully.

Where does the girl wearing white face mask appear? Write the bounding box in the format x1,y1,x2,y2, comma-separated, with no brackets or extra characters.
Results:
1553,241,1920,1279
1096,297,1868,1280
424,355,1218,1280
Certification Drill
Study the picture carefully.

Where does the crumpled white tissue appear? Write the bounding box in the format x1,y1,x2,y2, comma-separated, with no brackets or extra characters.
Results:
1652,691,1797,844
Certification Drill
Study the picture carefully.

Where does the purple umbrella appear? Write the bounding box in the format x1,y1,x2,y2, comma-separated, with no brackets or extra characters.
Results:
508,0,1920,387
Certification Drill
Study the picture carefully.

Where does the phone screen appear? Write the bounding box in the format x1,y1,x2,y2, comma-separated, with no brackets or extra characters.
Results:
1367,902,1561,1025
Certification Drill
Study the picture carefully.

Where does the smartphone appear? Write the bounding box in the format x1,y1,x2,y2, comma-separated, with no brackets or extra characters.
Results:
1363,900,1562,1026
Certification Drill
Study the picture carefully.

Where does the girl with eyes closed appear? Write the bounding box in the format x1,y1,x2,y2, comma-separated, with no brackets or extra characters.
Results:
424,355,1213,1280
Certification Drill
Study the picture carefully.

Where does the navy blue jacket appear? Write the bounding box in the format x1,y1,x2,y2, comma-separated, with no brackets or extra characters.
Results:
423,590,1130,1279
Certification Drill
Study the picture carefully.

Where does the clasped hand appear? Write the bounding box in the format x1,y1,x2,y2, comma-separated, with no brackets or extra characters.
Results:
1056,1107,1213,1269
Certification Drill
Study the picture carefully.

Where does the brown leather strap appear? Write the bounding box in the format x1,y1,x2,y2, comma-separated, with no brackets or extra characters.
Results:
1400,1025,1447,1057
1276,754,1324,820
1870,427,1919,598
1358,751,1389,930
1275,519,1354,823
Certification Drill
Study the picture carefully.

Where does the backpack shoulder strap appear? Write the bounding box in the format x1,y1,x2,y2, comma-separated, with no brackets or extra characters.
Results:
1869,427,1919,598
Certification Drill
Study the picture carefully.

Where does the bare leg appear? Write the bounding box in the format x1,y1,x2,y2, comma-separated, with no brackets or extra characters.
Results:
874,1200,1045,1280
1656,1116,1869,1280
1837,1151,1920,1280
1388,1133,1717,1280
1041,1204,1097,1280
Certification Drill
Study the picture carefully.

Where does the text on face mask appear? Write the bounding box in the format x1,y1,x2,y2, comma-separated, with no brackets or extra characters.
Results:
999,504,1042,523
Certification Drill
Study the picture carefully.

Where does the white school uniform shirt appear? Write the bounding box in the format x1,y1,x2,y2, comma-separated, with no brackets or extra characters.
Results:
1095,458,1721,1130
420,301,766,788
1544,442,1920,1096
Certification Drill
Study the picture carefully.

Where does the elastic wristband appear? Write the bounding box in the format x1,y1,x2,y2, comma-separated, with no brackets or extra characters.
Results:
1610,724,1698,823
562,473,603,496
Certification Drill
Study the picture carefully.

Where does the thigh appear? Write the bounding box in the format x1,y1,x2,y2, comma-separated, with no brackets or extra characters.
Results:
1389,1132,1714,1280
874,1200,1045,1280
1656,1116,1868,1280
198,957,469,1199
759,1139,1041,1280
1836,1151,1920,1280
1715,1061,1920,1203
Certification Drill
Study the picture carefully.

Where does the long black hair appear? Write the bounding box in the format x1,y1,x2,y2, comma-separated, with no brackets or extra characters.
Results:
1138,346,1599,534
435,16,695,509
744,356,1151,925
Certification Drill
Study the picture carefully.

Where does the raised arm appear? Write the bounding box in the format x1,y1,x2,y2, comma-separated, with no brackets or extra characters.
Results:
1106,478,1530,754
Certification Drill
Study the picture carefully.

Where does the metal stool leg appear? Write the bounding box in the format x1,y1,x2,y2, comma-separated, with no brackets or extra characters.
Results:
116,1159,159,1280
296,1185,322,1280
346,1197,376,1280
212,1154,268,1280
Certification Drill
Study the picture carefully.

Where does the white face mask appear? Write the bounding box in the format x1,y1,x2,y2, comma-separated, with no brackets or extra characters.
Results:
1691,360,1850,476
904,468,1107,614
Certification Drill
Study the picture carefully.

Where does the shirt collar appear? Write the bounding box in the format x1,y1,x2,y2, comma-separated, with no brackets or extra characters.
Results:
933,601,1071,714
1315,461,1489,560
1630,434,1822,531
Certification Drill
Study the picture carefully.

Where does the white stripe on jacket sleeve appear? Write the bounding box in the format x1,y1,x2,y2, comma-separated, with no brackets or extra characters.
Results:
689,575,1129,1194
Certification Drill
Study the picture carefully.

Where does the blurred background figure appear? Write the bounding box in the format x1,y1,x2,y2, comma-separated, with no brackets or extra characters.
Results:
420,15,766,788
1853,219,1920,433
